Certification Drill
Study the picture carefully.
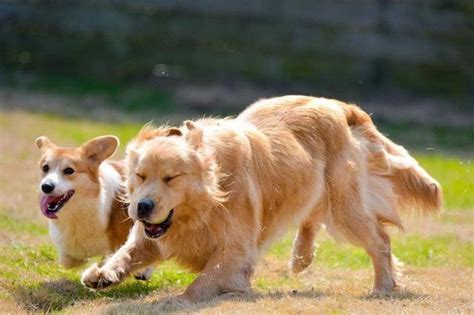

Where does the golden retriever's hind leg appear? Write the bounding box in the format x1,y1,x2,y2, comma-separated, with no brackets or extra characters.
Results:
327,150,398,294
366,226,397,295
290,206,325,273
330,209,397,294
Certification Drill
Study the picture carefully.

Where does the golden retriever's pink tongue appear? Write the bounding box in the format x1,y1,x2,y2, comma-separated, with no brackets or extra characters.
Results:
40,195,61,219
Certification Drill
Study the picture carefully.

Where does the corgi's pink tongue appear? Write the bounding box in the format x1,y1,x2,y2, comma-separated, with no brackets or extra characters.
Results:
40,195,61,219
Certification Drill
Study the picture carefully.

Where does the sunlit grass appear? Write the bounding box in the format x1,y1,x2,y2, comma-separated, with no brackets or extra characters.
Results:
416,155,473,210
0,214,48,236
0,240,194,312
269,232,473,269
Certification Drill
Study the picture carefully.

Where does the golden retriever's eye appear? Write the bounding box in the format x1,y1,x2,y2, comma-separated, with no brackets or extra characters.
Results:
163,174,181,183
42,165,49,173
136,173,146,181
63,167,75,175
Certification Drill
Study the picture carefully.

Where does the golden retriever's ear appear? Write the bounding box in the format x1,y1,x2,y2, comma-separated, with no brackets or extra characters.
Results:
82,135,119,164
35,136,55,151
184,121,203,149
166,127,182,137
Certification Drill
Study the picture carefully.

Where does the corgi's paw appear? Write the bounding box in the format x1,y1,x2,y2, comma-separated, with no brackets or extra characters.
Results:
81,263,124,290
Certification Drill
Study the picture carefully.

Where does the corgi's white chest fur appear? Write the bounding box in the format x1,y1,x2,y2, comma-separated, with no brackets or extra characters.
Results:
49,163,122,260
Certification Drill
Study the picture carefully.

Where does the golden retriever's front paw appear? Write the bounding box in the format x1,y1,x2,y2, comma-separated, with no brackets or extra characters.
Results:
81,263,124,290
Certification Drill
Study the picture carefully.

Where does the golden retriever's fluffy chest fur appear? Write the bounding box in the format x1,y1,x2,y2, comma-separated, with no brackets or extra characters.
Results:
159,222,216,272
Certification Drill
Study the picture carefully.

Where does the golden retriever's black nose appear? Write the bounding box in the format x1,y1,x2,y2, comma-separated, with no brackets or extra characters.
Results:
41,183,55,194
137,198,154,219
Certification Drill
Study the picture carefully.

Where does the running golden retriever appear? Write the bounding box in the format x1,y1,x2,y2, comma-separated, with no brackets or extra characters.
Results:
82,96,442,303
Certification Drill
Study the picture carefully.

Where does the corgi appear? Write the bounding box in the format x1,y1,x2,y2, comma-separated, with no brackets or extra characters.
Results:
35,135,153,280
81,96,441,302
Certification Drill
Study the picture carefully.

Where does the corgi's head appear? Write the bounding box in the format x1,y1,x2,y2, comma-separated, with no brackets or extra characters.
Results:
126,121,226,239
35,135,119,219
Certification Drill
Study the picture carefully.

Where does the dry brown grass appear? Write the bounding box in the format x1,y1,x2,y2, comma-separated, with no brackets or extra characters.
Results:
65,264,473,314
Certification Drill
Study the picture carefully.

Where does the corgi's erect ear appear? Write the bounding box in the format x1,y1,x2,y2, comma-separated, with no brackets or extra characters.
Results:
35,136,55,151
184,120,203,149
82,135,119,164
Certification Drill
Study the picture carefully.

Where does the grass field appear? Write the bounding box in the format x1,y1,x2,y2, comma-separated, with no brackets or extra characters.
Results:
0,109,472,314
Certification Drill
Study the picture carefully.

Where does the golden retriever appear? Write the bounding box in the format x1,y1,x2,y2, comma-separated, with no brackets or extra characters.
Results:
81,96,442,302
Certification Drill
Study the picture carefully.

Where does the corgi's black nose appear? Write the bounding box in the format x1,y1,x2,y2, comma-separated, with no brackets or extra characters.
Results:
137,198,155,219
41,183,55,194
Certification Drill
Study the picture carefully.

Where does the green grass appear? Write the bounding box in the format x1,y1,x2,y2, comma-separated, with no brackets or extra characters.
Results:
416,155,473,210
0,214,48,236
269,233,473,269
0,240,195,312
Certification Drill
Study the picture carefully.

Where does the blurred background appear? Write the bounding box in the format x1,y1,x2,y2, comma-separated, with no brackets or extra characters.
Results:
0,0,473,151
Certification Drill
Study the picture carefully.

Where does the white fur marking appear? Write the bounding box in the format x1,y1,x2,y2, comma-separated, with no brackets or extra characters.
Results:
99,162,122,228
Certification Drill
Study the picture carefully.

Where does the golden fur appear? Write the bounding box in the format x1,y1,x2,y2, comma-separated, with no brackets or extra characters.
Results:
81,96,442,301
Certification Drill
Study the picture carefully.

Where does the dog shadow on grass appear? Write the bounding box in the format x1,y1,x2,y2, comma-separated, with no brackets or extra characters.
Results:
10,278,161,313
10,279,428,313
360,289,429,301
103,289,327,314
103,288,430,314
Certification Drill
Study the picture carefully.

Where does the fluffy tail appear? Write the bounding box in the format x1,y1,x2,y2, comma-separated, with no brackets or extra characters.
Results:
343,104,443,214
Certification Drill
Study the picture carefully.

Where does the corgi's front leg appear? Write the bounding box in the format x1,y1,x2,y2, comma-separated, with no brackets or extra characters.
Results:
81,222,161,289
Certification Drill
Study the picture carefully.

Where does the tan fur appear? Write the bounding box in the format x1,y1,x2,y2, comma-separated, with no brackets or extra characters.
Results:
81,96,442,301
35,136,153,279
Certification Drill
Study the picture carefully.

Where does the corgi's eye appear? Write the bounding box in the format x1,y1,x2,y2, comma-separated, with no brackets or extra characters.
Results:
42,165,49,173
163,174,181,183
63,167,75,175
136,173,146,181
